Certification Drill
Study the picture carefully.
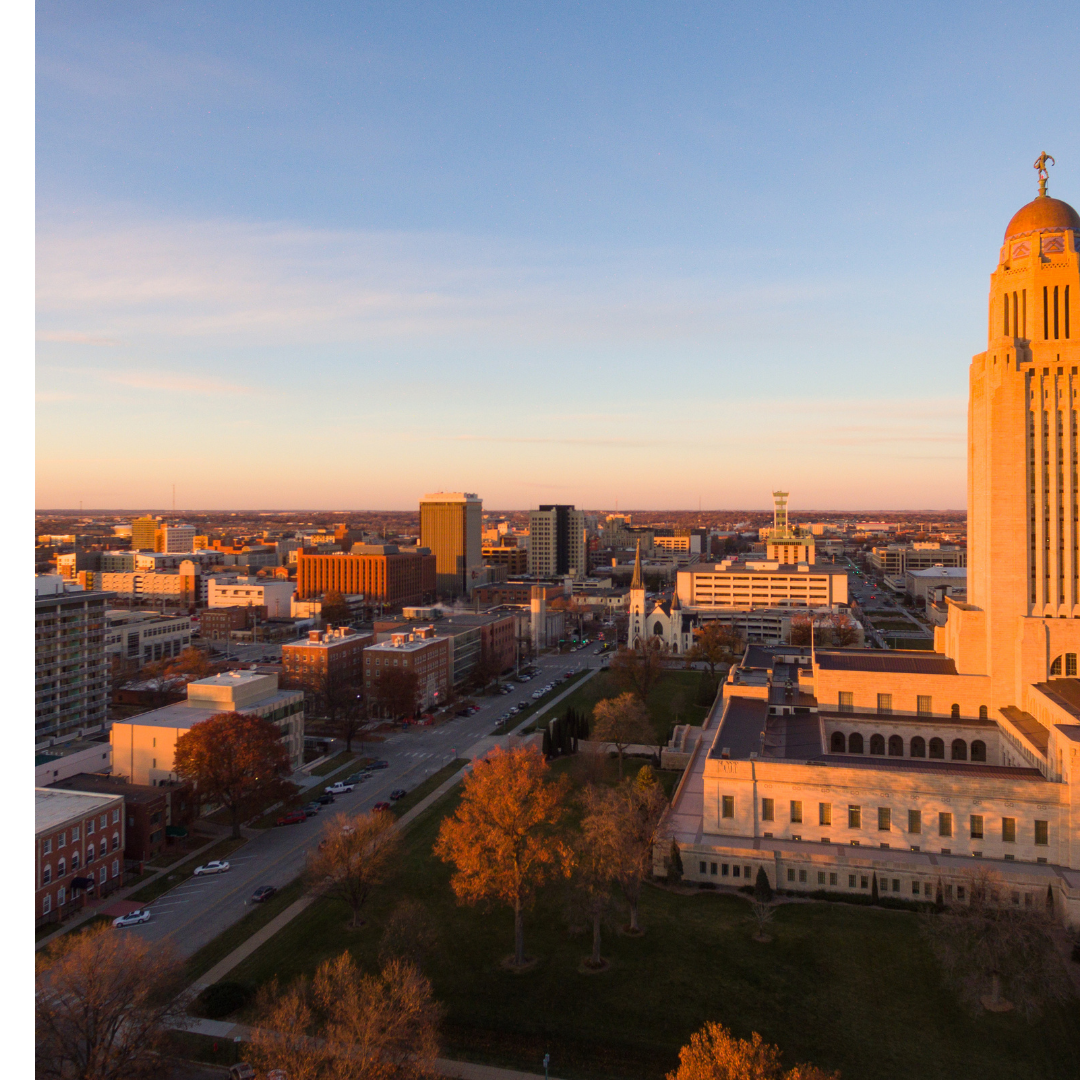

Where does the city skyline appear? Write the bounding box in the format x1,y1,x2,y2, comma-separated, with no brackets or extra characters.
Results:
35,4,1080,509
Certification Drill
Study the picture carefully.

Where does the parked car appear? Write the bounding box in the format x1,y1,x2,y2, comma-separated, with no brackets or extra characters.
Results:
372,801,392,812
193,860,231,876
344,773,365,785
315,792,336,805
277,811,307,826
301,802,320,816
113,908,151,928
455,707,471,717
389,788,407,800
228,1065,256,1080
370,760,390,770
251,886,277,903
326,781,355,794
498,712,511,721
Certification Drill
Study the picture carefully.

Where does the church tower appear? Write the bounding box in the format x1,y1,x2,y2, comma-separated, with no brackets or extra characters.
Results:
627,539,647,648
940,154,1080,707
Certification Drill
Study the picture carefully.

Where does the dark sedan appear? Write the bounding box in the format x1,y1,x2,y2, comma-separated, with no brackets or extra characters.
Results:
251,886,277,903
390,788,407,801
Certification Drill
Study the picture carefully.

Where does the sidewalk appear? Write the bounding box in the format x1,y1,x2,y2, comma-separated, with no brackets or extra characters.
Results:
176,1017,566,1080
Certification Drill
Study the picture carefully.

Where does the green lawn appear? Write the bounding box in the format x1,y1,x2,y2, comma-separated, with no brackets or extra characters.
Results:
219,762,1079,1080
537,669,714,746
129,837,248,904
391,759,468,818
311,750,357,777
505,670,594,731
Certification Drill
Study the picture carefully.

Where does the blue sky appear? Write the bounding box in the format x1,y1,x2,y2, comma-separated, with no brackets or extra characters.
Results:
35,1,1080,510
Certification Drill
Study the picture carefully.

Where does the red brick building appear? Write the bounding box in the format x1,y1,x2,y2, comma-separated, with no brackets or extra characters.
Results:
363,627,451,716
281,625,375,695
47,773,195,864
200,605,267,639
296,545,436,607
35,787,125,925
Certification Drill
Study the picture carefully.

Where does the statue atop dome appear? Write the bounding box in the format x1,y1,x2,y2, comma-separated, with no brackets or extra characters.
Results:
1034,151,1055,197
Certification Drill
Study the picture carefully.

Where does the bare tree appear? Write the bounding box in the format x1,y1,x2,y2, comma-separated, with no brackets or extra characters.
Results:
826,613,859,648
36,924,184,1080
686,622,742,677
748,898,775,943
379,898,439,971
307,810,400,929
250,953,441,1080
316,667,366,751
371,668,420,721
610,639,667,702
592,692,654,778
921,868,1071,1016
788,615,813,647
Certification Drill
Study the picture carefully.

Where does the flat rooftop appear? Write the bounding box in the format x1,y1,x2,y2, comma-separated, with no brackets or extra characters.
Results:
111,685,302,730
815,651,958,675
36,787,120,834
1034,679,1080,722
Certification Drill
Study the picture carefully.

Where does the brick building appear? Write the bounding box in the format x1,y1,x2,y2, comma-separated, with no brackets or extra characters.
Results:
482,543,529,575
281,625,375,696
36,787,125,924
200,605,267,639
47,773,194,863
472,581,565,607
296,545,436,607
363,627,451,716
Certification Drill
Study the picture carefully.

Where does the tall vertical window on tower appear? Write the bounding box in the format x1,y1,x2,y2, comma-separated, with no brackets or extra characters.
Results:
1066,285,1071,339
1054,286,1060,340
1004,294,1010,335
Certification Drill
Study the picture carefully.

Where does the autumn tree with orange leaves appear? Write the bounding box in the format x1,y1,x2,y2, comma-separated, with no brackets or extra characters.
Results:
668,1021,839,1080
173,712,297,838
433,746,573,968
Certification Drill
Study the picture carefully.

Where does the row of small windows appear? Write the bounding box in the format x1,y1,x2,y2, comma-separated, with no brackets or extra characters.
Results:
754,801,1045,843
838,693,989,721
40,862,121,914
1007,287,1075,340
829,732,986,761
40,834,121,883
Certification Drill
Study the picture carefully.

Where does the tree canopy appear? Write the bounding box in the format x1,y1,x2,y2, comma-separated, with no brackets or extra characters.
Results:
433,746,573,967
668,1021,838,1080
173,711,297,838
592,692,654,777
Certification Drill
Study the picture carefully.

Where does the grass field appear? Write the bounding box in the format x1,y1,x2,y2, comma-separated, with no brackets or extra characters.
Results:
216,757,1079,1080
534,669,714,745
391,759,467,818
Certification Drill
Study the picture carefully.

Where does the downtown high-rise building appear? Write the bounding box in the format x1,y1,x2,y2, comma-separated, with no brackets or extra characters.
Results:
528,504,586,577
419,492,483,598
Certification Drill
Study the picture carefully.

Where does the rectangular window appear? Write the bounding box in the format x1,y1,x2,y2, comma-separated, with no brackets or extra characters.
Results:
970,814,984,839
829,872,837,886
699,861,706,875
860,876,869,889
710,862,718,876
43,839,52,855
790,800,803,824
1002,817,1016,843
892,879,900,892
1034,820,1049,846
908,810,921,834
112,809,120,824
848,805,861,829
848,874,856,888
745,866,752,879
939,812,953,838
877,693,892,714
787,869,795,882
917,695,932,716
877,807,891,831
819,802,832,826
912,881,920,895
838,691,853,713
86,820,94,835
58,832,65,848
957,886,966,901
722,863,730,876
42,894,51,915
761,798,774,821
798,869,807,883
72,826,79,841
817,871,826,885
721,796,734,819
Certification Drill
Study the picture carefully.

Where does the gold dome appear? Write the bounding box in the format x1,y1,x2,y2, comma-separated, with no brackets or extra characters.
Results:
1004,195,1080,241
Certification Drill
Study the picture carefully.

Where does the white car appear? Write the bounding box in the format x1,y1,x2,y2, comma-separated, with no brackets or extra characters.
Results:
325,781,355,794
113,908,151,928
193,860,231,876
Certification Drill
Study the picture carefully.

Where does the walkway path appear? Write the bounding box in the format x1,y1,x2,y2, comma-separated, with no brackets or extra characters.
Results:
177,1017,566,1080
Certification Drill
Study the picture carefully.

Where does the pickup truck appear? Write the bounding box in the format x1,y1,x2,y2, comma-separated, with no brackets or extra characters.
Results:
325,781,355,794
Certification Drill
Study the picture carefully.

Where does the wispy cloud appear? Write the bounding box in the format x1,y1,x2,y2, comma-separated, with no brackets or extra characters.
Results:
104,371,249,395
447,434,673,448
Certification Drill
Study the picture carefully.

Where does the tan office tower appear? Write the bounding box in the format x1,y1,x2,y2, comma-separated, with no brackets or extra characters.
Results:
130,515,160,551
528,504,586,577
420,492,483,599
939,160,1080,709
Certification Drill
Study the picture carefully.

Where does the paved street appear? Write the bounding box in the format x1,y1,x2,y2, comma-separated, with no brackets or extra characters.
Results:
124,644,607,956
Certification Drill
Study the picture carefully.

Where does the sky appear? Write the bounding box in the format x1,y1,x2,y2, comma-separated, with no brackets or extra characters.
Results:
34,1,1080,511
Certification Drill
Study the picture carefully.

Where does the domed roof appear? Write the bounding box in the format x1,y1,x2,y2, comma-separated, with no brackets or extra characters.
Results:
1004,195,1080,241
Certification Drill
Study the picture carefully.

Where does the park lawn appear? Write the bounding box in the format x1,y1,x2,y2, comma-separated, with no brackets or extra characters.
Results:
129,836,248,904
508,670,594,730
542,668,713,745
391,759,467,818
311,751,357,777
222,770,1080,1080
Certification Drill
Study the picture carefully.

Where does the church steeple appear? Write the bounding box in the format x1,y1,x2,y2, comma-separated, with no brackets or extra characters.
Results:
631,539,643,590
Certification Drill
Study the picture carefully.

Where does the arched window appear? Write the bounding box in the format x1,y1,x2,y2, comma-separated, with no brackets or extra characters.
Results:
112,833,120,851
86,845,95,864
910,736,926,757
888,735,904,756
951,739,968,761
970,740,986,762
979,705,988,719
869,734,885,755
929,737,945,759
848,733,864,754
71,852,80,871
1051,655,1062,675
950,704,960,718
653,621,664,636
830,731,846,753
58,858,66,878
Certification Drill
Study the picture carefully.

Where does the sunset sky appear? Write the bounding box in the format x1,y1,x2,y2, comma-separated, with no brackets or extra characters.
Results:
35,2,1080,511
